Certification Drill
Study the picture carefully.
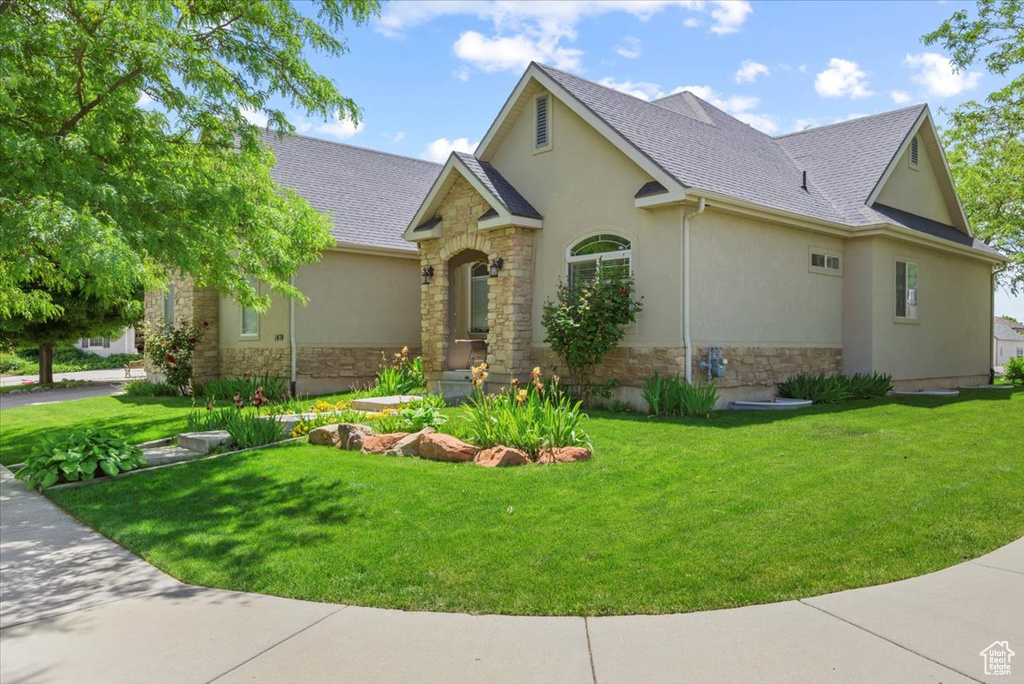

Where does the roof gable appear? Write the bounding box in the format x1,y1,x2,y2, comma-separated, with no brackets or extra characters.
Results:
261,131,440,253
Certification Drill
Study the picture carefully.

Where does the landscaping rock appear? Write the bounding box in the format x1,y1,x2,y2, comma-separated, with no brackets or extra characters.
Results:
385,427,436,457
536,446,592,464
337,423,374,450
308,424,343,448
418,433,478,462
474,446,530,467
361,433,410,454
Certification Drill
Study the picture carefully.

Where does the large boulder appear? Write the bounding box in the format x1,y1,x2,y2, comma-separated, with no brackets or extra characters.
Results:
385,427,437,457
474,446,530,467
337,423,374,450
308,424,343,448
418,433,478,463
361,433,410,454
536,446,592,464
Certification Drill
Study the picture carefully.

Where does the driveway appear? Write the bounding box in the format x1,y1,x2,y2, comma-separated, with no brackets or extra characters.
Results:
1,466,1021,684
0,368,143,386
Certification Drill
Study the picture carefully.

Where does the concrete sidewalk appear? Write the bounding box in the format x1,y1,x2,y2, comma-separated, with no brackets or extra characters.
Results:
1,467,1021,684
0,369,144,387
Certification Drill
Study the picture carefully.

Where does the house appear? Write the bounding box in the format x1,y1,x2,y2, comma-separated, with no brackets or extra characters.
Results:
148,63,1005,403
993,317,1024,371
405,63,1005,404
78,327,137,357
144,134,440,394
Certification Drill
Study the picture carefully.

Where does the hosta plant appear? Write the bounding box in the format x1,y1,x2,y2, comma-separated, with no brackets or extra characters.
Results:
16,429,146,489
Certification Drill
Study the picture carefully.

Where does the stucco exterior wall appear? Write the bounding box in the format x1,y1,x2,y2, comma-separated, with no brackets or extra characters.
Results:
875,138,953,226
847,236,991,383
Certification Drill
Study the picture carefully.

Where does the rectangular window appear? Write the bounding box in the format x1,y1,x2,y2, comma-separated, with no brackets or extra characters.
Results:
809,249,842,276
81,339,88,349
1017,348,1023,358
534,94,551,152
89,337,105,347
241,277,259,337
470,265,489,333
896,259,919,320
162,282,175,328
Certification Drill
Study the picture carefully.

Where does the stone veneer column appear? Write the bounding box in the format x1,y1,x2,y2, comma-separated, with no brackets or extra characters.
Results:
142,273,220,382
484,226,535,377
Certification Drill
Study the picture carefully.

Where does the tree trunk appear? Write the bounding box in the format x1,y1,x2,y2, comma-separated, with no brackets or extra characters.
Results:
38,341,54,384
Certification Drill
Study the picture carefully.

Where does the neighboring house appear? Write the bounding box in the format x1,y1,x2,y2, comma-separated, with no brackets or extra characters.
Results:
993,317,1024,370
405,63,1005,403
144,134,440,394
149,63,1006,402
78,327,136,358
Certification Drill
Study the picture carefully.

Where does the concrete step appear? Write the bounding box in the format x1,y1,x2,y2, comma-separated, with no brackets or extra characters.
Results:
177,430,233,455
350,395,421,412
141,445,204,467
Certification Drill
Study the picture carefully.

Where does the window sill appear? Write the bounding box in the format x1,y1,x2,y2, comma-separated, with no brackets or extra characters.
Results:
240,333,260,340
532,145,552,155
893,317,919,325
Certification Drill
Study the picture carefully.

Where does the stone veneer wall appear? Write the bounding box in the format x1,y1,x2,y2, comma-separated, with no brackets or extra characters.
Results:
419,176,535,378
532,345,843,389
142,274,220,382
221,345,421,386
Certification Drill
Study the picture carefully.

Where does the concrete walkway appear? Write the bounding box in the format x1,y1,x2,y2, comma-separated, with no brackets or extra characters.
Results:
0,369,143,387
1,467,1021,684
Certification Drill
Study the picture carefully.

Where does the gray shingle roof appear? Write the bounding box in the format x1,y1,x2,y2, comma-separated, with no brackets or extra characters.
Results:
994,317,1024,341
872,204,1000,255
775,106,926,225
454,152,542,219
261,130,441,252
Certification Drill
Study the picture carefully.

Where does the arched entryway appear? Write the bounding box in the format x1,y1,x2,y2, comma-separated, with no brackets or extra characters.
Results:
446,249,489,370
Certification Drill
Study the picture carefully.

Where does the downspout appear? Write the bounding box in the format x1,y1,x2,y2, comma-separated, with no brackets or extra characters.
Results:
289,276,297,398
682,196,706,383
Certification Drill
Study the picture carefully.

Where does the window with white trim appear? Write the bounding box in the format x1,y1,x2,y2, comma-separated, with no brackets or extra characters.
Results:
469,262,489,333
909,136,919,169
1017,347,1023,358
241,276,259,337
567,234,631,288
88,337,108,348
809,248,842,276
895,259,919,320
534,94,552,152
162,282,175,328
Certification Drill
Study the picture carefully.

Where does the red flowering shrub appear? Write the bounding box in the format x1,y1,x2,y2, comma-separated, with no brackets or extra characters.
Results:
145,322,205,395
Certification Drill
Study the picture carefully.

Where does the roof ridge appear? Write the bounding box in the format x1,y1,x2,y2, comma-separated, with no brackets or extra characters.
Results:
259,128,443,167
774,104,926,139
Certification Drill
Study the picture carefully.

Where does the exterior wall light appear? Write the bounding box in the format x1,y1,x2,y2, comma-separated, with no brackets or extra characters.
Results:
489,258,504,278
421,266,434,285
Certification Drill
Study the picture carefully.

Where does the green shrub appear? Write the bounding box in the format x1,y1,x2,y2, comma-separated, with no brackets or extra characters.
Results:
641,373,719,417
397,395,448,432
199,375,287,402
186,406,236,432
777,371,892,403
16,429,146,489
0,352,26,374
459,380,589,458
2,345,141,375
145,322,205,394
224,412,285,449
1004,356,1024,385
123,379,179,396
372,347,424,396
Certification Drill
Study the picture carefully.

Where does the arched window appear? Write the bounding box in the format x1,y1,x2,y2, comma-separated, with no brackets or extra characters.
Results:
566,234,631,288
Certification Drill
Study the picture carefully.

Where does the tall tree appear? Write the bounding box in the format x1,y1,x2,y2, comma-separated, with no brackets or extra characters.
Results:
924,0,1024,292
0,0,378,336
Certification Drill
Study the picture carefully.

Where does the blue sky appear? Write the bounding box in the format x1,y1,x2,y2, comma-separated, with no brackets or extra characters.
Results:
254,0,1022,317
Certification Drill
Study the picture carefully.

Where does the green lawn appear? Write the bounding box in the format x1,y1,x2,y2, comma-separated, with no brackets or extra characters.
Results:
43,389,1024,616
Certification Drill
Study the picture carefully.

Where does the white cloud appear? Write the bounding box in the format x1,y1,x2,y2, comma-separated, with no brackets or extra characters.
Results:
903,52,982,97
599,77,778,133
683,17,701,27
137,91,153,108
798,64,807,74
421,137,479,163
453,30,583,72
890,90,912,104
735,60,769,83
814,58,874,99
788,112,870,133
312,112,364,139
379,2,752,76
453,66,471,82
384,131,406,144
241,107,269,127
615,35,642,60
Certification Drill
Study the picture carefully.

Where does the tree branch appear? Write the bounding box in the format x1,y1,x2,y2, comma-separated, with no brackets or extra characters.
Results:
54,65,145,138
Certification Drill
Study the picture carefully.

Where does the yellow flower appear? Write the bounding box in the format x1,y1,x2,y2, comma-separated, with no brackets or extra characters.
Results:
531,366,541,379
516,388,528,405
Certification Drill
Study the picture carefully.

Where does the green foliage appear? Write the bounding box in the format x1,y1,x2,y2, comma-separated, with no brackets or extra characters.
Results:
0,1,378,324
123,379,178,397
641,373,719,418
186,407,236,433
0,345,141,375
1004,355,1024,384
541,266,643,405
924,0,1024,292
372,347,424,396
397,396,448,432
144,322,205,395
224,412,285,449
458,380,590,458
198,374,287,403
777,372,893,404
15,428,146,489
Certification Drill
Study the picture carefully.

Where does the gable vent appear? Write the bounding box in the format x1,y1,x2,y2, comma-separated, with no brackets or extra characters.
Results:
910,136,919,168
535,95,550,150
